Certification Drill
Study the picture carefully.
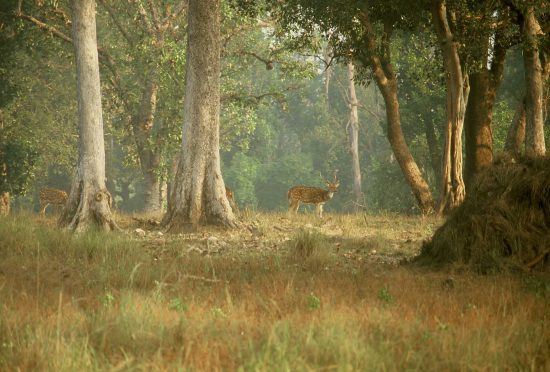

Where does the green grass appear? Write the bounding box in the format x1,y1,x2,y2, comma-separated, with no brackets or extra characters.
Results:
0,212,548,370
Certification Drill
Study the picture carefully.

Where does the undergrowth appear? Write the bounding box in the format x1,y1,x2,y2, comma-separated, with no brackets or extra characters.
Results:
0,213,548,370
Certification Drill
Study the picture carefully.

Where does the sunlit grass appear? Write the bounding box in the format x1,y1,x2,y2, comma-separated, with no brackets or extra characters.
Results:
0,212,548,370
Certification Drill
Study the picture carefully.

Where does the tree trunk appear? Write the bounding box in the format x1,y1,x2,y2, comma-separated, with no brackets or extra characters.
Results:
522,6,545,156
432,0,469,213
382,80,435,214
143,170,160,212
464,72,492,185
347,62,363,211
424,119,441,191
357,11,434,215
132,77,162,212
166,152,180,210
464,37,505,185
59,0,118,232
505,98,526,157
119,178,131,209
324,44,332,107
159,176,167,210
543,52,550,124
163,0,236,231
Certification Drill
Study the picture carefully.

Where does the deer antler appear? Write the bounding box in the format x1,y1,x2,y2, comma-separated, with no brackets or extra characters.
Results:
320,172,331,184
333,169,339,182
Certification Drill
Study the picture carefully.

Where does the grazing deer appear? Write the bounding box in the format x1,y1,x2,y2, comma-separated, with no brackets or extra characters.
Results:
287,172,340,218
225,186,238,212
39,188,68,215
0,192,9,216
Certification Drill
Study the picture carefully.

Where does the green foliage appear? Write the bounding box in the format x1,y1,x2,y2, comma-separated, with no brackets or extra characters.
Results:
225,153,260,208
307,293,321,310
169,298,189,313
0,138,38,195
378,287,395,304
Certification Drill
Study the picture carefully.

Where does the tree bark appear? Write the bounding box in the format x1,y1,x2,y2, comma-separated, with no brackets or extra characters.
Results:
159,176,167,210
131,77,162,212
119,178,131,209
464,37,506,186
163,0,236,231
522,6,545,156
424,119,441,190
346,61,363,210
324,44,332,107
357,11,434,214
59,0,118,232
432,0,470,214
505,98,526,157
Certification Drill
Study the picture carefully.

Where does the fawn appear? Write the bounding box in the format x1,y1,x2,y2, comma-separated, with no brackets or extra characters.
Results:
287,172,340,218
39,188,68,215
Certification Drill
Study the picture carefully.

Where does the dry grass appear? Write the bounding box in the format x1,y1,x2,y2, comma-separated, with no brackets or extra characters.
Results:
420,156,550,272
0,211,548,371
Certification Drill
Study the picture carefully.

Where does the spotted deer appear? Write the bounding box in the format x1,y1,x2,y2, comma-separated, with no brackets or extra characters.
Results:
39,188,68,215
0,192,9,216
287,172,340,218
225,186,238,212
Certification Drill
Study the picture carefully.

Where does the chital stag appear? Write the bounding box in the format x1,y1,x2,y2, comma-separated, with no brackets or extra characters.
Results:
287,172,340,218
39,188,68,215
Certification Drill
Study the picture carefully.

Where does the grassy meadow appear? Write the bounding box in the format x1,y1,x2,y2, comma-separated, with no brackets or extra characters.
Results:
0,211,548,371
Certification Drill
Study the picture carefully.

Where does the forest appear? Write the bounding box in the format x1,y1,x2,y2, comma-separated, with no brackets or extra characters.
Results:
0,0,549,370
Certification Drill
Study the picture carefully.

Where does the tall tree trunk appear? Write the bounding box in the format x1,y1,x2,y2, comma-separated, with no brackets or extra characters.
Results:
143,170,160,212
324,44,332,107
163,0,235,231
131,77,162,212
424,119,441,191
432,0,469,214
464,38,506,185
59,0,118,231
505,98,526,157
119,178,131,210
159,176,167,210
522,6,545,156
464,72,492,185
346,61,363,210
358,11,434,214
541,47,550,126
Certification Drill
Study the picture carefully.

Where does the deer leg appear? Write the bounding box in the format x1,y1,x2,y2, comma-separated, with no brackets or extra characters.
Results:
316,203,324,219
288,200,295,215
289,200,300,214
40,203,49,215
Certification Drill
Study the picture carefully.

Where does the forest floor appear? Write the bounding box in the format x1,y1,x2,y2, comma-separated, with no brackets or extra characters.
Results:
0,211,548,370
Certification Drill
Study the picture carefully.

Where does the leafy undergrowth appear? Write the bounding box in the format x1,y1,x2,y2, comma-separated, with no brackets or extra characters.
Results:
0,212,548,370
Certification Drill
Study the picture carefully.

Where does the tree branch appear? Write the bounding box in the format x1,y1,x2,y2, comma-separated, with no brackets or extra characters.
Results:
15,9,130,111
357,9,389,86
160,0,187,31
97,0,134,47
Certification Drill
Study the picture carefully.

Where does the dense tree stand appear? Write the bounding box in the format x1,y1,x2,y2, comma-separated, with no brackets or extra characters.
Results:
59,0,118,232
162,0,236,232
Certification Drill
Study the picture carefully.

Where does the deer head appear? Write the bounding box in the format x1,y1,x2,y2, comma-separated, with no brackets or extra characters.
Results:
321,170,340,193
